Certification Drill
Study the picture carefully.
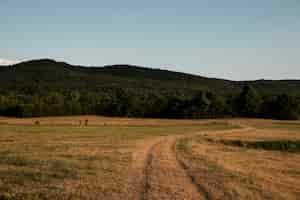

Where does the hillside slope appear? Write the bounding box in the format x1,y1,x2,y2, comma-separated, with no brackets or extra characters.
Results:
0,59,299,96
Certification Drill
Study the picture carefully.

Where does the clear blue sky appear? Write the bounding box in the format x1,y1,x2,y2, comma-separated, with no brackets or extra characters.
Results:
1,0,299,80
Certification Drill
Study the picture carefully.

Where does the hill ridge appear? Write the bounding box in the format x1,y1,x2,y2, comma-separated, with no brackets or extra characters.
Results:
0,58,299,96
2,58,299,82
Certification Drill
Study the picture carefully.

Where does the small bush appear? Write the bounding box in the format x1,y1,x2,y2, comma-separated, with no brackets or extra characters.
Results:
48,159,77,179
0,193,16,200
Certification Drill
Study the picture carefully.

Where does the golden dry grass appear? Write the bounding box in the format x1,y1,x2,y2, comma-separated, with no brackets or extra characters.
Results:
176,122,300,200
0,116,237,200
1,116,299,200
0,116,230,126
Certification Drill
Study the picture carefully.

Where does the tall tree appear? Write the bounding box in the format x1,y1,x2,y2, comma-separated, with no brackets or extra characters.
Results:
236,85,262,117
274,94,299,120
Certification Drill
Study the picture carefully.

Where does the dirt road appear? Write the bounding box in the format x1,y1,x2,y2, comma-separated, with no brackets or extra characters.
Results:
144,137,207,200
128,126,254,200
128,136,207,200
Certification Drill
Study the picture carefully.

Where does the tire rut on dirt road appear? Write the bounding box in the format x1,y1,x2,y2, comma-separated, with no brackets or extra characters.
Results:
142,137,207,200
128,138,163,200
175,149,213,200
128,124,251,200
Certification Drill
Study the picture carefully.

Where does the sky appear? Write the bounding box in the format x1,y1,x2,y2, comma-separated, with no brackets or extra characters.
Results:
0,0,299,80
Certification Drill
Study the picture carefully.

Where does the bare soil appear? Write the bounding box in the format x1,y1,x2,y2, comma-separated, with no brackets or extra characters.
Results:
143,137,206,200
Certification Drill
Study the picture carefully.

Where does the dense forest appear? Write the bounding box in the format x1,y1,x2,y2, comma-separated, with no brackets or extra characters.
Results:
0,59,299,120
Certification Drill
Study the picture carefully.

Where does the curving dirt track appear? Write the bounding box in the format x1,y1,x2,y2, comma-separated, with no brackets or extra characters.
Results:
128,136,206,200
127,126,254,200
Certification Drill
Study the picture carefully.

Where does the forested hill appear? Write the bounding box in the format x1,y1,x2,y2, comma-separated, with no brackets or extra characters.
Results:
0,59,235,94
0,59,299,96
0,59,299,119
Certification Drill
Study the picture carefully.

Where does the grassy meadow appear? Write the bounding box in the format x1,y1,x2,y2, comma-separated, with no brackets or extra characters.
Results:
0,116,299,199
176,120,300,199
0,116,237,199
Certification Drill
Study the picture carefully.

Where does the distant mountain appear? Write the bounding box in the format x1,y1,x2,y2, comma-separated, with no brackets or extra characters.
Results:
0,58,299,96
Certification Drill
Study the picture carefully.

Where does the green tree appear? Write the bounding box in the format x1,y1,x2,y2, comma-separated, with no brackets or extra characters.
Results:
194,91,209,117
206,92,226,118
237,85,262,117
44,92,65,115
274,94,299,120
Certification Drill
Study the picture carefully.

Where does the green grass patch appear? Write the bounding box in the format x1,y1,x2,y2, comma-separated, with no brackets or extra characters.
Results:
0,151,41,167
176,138,193,154
200,121,240,131
0,169,49,185
253,121,300,131
220,140,300,152
47,159,78,179
0,193,16,200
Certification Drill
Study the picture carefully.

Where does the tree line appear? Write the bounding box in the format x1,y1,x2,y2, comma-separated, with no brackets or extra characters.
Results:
0,86,299,120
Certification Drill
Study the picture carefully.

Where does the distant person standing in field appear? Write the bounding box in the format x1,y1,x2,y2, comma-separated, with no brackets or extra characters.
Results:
85,119,88,127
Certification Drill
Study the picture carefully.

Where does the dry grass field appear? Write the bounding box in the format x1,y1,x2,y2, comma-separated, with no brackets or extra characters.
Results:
0,116,299,200
176,120,300,200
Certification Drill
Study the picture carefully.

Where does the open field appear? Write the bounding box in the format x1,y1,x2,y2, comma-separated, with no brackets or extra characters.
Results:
0,116,299,199
176,123,300,200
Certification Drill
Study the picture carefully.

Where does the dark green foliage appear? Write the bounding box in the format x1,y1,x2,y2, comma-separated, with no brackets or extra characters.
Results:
273,94,299,120
0,193,16,200
236,86,262,117
0,59,299,120
260,95,300,120
206,92,227,118
220,140,300,152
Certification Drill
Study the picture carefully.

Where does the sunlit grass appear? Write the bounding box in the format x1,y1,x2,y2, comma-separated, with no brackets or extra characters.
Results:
0,118,238,199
